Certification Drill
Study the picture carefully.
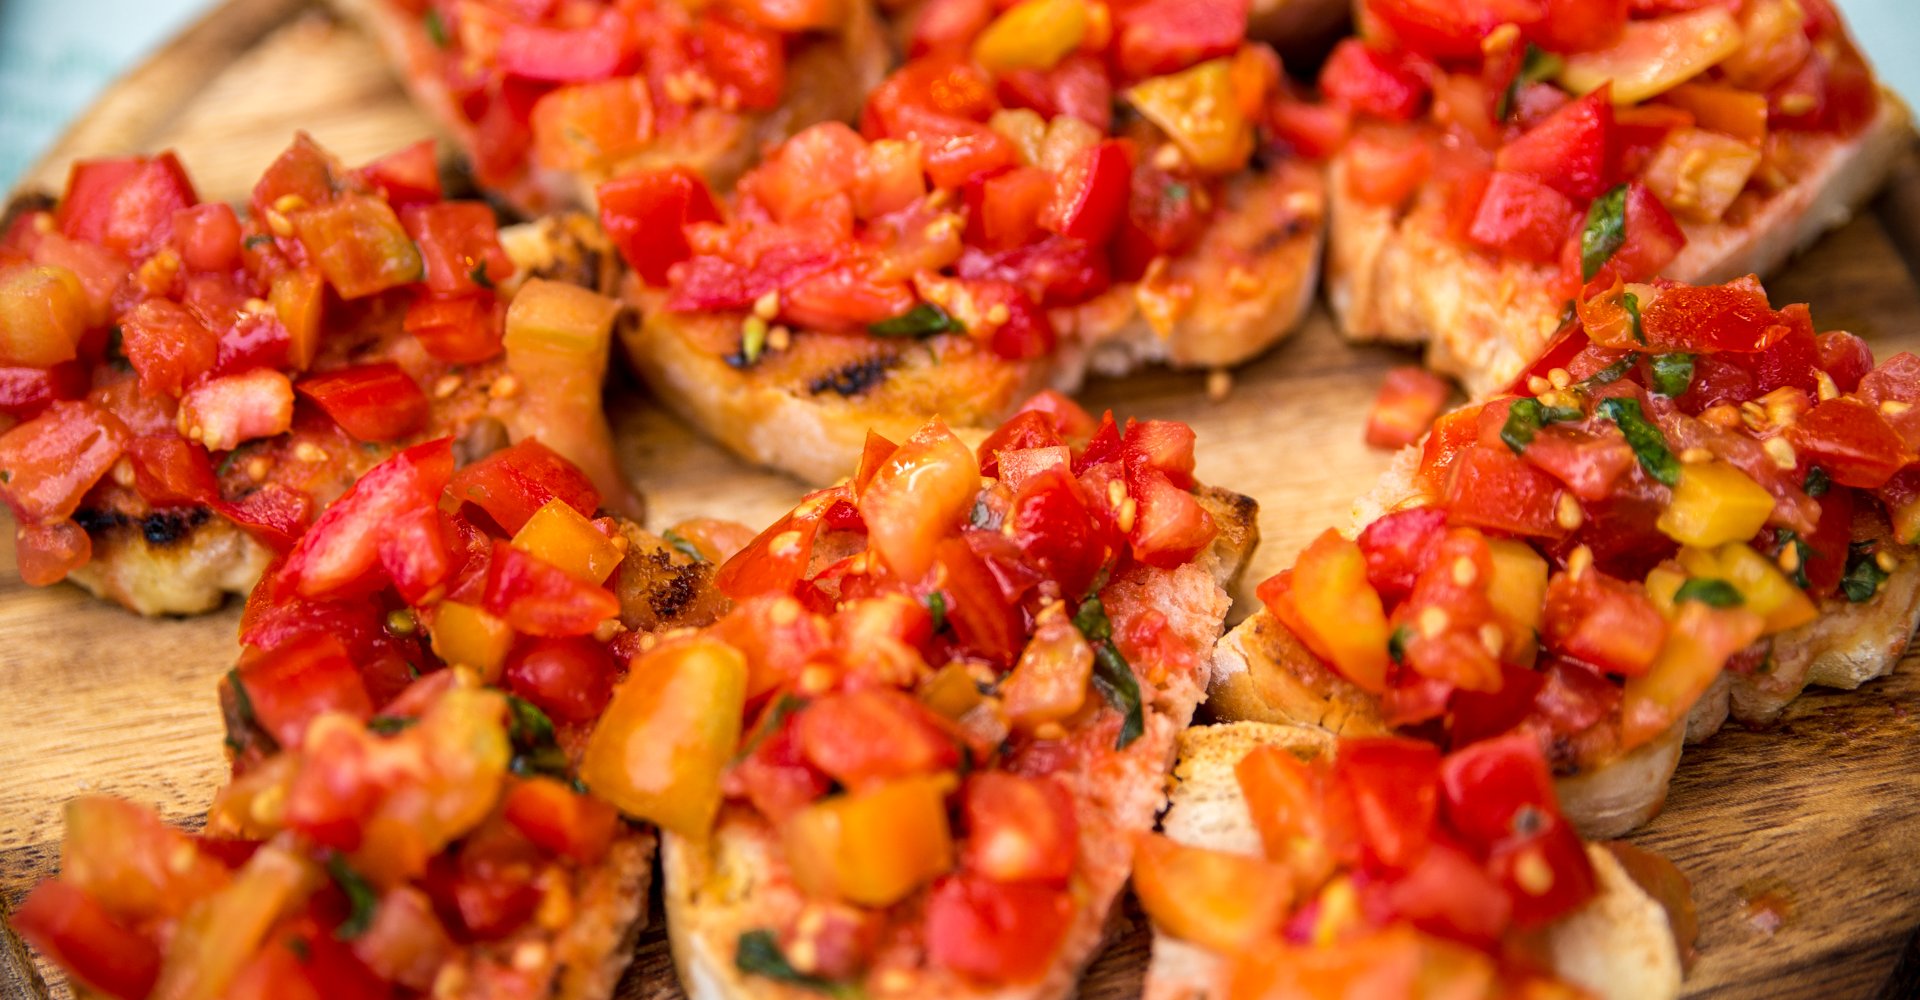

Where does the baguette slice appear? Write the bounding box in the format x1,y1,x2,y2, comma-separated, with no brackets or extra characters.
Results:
619,160,1325,485
1143,721,1683,1000
1329,92,1913,396
662,486,1260,1000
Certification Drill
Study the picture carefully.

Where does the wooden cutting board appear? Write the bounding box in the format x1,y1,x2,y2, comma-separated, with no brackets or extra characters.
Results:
5,1,1920,996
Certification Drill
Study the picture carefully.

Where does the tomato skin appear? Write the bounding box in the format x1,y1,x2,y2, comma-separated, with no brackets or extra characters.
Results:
996,55,1114,132
1111,0,1249,81
448,439,602,535
1355,505,1447,604
1528,0,1627,52
795,688,961,790
401,202,515,297
597,168,723,285
859,420,981,583
404,292,506,364
967,167,1053,252
1379,837,1512,946
172,202,243,273
890,105,1019,190
1008,465,1108,597
1442,444,1570,540
1320,40,1430,122
503,776,620,863
1463,171,1579,264
1365,366,1452,449
1817,331,1875,393
55,157,145,247
1334,737,1442,871
1363,0,1546,60
960,772,1078,885
1541,567,1667,676
697,7,788,111
0,362,88,418
10,880,161,1000
496,12,631,83
1495,86,1617,201
118,299,219,399
1487,811,1596,927
504,635,618,722
127,435,219,506
1437,731,1558,849
279,438,454,602
1639,275,1786,353
1044,140,1133,245
483,540,622,637
910,0,994,55
1787,396,1911,489
235,633,375,749
354,139,443,209
925,875,1075,984
0,400,127,524
295,363,431,442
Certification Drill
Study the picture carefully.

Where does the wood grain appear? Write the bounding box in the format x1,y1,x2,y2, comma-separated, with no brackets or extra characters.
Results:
6,1,1920,998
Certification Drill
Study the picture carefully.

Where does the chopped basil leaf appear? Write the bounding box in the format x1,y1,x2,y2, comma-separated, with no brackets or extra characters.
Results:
869,302,960,338
243,233,273,250
367,715,416,735
662,529,707,563
1580,355,1636,389
286,935,311,961
1500,397,1584,454
1649,353,1695,398
1623,291,1645,345
1505,45,1565,120
734,694,805,763
1596,397,1679,486
1843,546,1890,603
926,592,949,634
227,669,257,728
423,8,449,48
105,326,132,372
1073,595,1145,749
1804,466,1831,498
506,695,574,783
1580,184,1629,282
1675,578,1744,607
1773,529,1813,590
1164,182,1190,202
0,470,8,483
735,929,850,994
326,854,379,939
469,261,494,289
1388,625,1411,664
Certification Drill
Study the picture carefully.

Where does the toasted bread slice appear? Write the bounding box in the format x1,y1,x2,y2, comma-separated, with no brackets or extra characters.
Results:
620,162,1325,485
1142,721,1683,1000
331,0,891,216
662,487,1258,1000
1328,94,1913,396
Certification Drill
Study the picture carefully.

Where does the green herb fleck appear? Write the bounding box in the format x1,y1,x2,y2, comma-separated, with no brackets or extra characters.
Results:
1675,578,1744,607
286,936,310,961
1804,466,1831,498
367,715,416,736
734,694,805,763
1842,543,1890,603
869,302,961,339
1580,184,1629,282
1500,397,1584,454
244,233,274,250
1499,44,1565,120
1622,291,1645,345
1164,182,1190,202
1596,396,1679,486
1073,594,1144,750
469,261,494,289
926,592,949,634
1773,529,1813,590
326,854,379,939
1649,353,1696,398
662,529,708,563
227,669,257,728
506,695,573,782
105,326,132,372
1581,354,1636,389
0,470,10,484
424,8,449,48
1388,626,1411,664
735,929,851,994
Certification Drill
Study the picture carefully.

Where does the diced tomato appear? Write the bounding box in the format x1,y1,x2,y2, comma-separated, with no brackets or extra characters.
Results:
219,484,316,552
1366,366,1453,449
0,400,126,524
1007,466,1108,597
996,55,1114,132
530,78,656,173
251,134,337,222
10,881,161,1000
1110,0,1249,82
966,167,1053,252
1496,87,1617,201
860,421,981,582
1343,126,1432,208
936,534,1029,665
448,439,602,534
483,540,621,636
862,56,1000,140
1127,467,1217,568
402,202,514,297
1042,140,1132,245
1639,275,1786,353
126,436,218,506
92,154,200,259
796,688,960,790
171,202,244,273
503,777,620,863
1437,732,1558,848
925,875,1074,983
496,12,631,82
503,635,617,723
1319,40,1430,122
1447,661,1546,748
1262,530,1392,692
1381,838,1512,945
1541,567,1667,675
598,168,723,285
14,519,92,586
404,292,506,364
698,7,787,110
910,0,995,54
1787,396,1911,489
1334,737,1441,870
235,633,375,749
283,724,383,850
1268,98,1353,160
1364,0,1546,60
295,364,429,443
1464,172,1578,264
960,772,1078,884
1817,331,1875,393
1576,183,1687,291
1487,812,1597,926
279,438,454,601
1131,833,1293,954
55,157,145,246
354,139,443,209
293,193,425,300
1355,505,1447,604
1443,444,1570,539
1527,0,1628,52
0,362,88,418
115,299,217,399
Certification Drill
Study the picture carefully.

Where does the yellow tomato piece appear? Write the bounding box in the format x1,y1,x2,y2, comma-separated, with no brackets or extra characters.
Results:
512,498,623,584
1125,58,1253,175
972,0,1087,74
63,797,231,922
999,603,1094,731
1288,529,1392,693
582,637,747,838
858,420,980,583
1656,460,1775,548
918,661,984,719
355,687,512,883
1640,127,1762,223
0,264,87,367
149,842,317,1000
1485,538,1549,659
783,774,955,906
1558,7,1744,104
1699,543,1818,634
503,279,627,511
292,194,423,300
1132,833,1293,954
1644,565,1687,615
269,267,324,370
429,600,515,682
505,278,620,363
1620,602,1764,748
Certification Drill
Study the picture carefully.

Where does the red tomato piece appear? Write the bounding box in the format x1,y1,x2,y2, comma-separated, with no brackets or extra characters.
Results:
1447,661,1547,748
55,157,145,246
171,202,243,273
936,534,1030,665
401,202,514,297
15,519,92,586
503,636,617,723
925,875,1074,984
353,139,442,209
1343,127,1433,208
1438,732,1559,848
1787,396,1912,489
1817,330,1875,393
0,400,127,524
909,0,994,54
795,689,960,790
483,540,621,637
294,364,430,443
10,881,160,1000
1365,366,1452,449
1639,275,1788,353
698,8,787,110
1528,0,1627,51
1380,838,1512,945
283,724,384,850
1127,467,1217,568
1487,812,1597,926
861,56,1000,140
0,362,88,418
1441,444,1570,539
1006,465,1107,596
404,292,506,364
1464,172,1579,264
1333,737,1441,870
218,484,316,552
1495,86,1617,201
890,105,1018,190
1576,182,1687,291
118,299,219,399
126,436,219,506
447,438,603,534
1367,0,1545,58
503,777,620,863
1111,0,1250,81
1043,140,1132,245
1319,40,1430,122
960,772,1078,885
496,13,631,83
977,410,1066,477
995,55,1113,133
279,438,454,601
1355,505,1447,603
94,154,200,258
235,633,375,749
598,168,723,285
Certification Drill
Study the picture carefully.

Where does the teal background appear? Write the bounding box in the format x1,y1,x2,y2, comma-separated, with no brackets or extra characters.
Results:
0,0,1914,190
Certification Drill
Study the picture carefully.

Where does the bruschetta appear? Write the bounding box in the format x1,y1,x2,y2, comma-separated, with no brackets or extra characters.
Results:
1294,0,1912,395
332,0,892,216
570,398,1257,998
0,136,632,615
1206,274,1920,837
602,4,1327,483
10,440,738,1000
1138,721,1693,1000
